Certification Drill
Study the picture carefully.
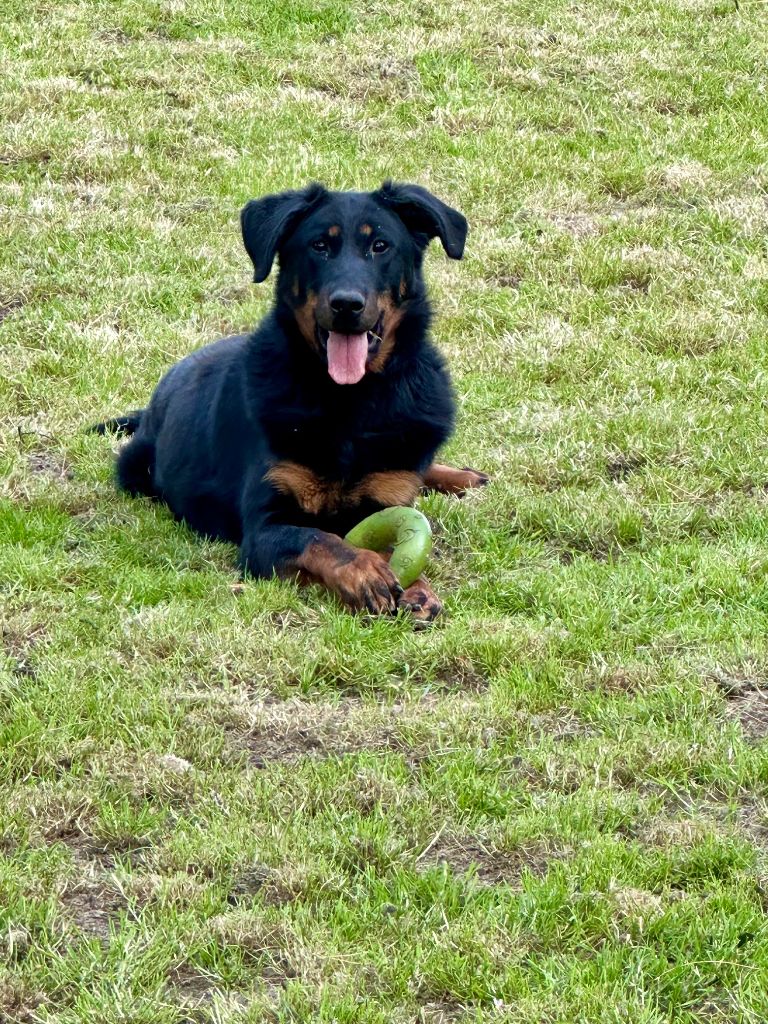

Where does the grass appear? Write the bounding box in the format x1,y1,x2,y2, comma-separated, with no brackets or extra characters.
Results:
2,0,768,1019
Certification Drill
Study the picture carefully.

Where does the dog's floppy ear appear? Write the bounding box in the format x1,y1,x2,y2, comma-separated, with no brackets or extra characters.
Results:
373,181,467,259
241,183,327,283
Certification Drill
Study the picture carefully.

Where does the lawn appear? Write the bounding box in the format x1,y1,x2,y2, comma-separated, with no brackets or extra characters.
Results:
2,0,768,1020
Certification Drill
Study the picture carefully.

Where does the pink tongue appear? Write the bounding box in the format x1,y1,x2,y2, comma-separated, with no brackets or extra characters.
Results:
326,332,369,385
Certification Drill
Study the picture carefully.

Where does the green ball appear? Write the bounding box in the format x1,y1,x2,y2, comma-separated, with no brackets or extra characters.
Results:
345,507,433,588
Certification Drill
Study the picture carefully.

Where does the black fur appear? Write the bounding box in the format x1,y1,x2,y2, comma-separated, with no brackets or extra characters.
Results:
94,182,468,610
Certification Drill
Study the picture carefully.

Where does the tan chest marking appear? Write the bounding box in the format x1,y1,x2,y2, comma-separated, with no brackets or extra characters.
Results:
265,462,421,515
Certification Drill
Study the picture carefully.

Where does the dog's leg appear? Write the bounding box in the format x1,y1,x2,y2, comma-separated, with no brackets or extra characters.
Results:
241,526,403,614
397,575,443,623
422,463,489,496
116,435,157,498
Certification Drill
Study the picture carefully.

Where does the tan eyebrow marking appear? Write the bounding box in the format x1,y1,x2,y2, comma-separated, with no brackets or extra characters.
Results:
328,225,340,237
360,223,373,236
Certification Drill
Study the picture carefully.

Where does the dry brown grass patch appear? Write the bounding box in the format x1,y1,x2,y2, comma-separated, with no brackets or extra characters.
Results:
243,692,481,768
416,1003,466,1023
588,663,655,695
208,911,301,983
549,211,602,238
245,697,398,766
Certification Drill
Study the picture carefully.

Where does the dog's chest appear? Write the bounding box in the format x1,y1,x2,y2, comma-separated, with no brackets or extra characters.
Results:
264,460,422,517
264,408,409,477
262,409,423,516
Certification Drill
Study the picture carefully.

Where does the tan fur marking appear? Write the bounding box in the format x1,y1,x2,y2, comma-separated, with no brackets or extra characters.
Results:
368,293,404,373
266,464,421,515
328,225,340,237
422,463,488,495
266,462,343,515
297,535,351,582
297,538,399,613
293,291,319,350
291,277,299,298
351,471,422,507
360,223,373,236
399,277,407,298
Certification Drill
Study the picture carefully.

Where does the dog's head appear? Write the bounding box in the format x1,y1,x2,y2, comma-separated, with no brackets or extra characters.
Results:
240,182,467,384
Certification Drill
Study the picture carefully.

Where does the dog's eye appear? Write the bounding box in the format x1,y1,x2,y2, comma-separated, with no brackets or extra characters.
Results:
371,239,390,254
311,239,329,254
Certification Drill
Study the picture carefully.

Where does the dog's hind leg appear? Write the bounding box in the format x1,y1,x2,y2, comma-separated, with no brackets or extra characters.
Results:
422,463,489,497
116,436,157,498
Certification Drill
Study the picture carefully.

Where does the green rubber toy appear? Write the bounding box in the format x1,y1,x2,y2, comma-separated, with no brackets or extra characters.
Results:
345,507,432,588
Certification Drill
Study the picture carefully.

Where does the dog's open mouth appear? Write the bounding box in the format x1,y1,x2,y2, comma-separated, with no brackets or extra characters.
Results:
317,317,383,385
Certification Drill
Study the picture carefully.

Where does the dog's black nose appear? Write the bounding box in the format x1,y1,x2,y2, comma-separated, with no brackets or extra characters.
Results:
329,290,366,315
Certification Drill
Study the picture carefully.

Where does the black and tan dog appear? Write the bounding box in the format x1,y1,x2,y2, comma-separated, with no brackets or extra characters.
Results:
94,182,488,620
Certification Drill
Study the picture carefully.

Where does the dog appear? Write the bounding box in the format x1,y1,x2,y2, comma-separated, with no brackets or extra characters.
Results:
94,182,488,621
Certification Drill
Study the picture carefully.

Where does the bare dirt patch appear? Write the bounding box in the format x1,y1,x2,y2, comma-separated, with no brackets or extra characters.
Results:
95,27,135,45
167,964,222,1009
417,833,556,887
710,666,768,741
487,270,522,289
414,655,489,693
733,795,768,854
644,794,768,865
650,97,705,116
620,270,651,293
0,149,51,168
0,295,27,322
167,965,258,1014
0,978,45,1023
59,877,127,942
590,664,654,695
710,665,765,698
227,863,273,904
606,454,646,482
52,828,146,871
26,450,73,480
244,694,458,768
724,690,768,741
1,622,47,678
60,833,116,867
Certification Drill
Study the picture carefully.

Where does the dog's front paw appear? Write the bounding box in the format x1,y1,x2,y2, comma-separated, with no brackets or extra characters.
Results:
332,549,403,615
397,577,443,623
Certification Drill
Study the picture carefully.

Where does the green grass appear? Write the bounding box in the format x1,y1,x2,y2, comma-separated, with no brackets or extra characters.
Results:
2,0,768,1020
